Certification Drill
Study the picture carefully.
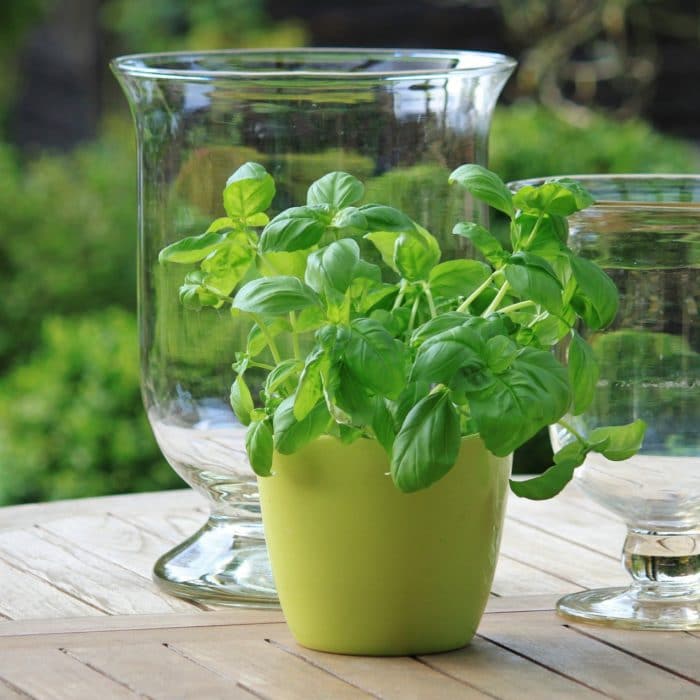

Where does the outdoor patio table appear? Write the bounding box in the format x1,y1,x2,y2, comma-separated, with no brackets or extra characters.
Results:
0,485,697,698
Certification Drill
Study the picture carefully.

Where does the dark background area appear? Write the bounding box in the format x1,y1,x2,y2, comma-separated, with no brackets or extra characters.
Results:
8,0,700,153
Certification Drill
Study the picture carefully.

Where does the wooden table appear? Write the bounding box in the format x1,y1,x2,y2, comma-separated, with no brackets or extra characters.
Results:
0,486,697,699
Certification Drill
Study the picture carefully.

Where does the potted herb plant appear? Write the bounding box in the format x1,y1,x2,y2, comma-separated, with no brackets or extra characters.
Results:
160,163,644,655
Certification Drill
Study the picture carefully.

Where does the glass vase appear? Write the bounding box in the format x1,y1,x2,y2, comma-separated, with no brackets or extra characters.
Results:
112,48,515,606
527,175,700,630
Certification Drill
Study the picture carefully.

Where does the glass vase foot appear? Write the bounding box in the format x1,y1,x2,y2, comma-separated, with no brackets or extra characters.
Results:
152,516,278,608
557,587,700,630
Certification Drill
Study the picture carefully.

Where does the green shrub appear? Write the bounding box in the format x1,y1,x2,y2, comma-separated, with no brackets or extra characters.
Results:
0,308,179,505
0,120,137,368
101,0,307,53
490,102,700,183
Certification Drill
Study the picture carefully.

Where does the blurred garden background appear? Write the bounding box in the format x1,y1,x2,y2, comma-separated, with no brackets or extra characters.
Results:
0,0,698,505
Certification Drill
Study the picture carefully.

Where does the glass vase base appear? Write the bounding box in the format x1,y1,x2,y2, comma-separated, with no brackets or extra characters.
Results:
557,587,700,631
152,515,279,608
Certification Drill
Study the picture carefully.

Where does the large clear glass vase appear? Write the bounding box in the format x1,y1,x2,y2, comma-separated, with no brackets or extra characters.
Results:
112,49,515,606
540,175,700,630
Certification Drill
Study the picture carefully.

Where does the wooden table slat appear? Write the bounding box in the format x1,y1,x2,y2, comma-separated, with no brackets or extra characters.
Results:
421,636,606,700
0,484,696,699
0,647,137,700
267,628,491,700
66,642,257,699
478,610,700,699
169,637,377,699
0,527,195,616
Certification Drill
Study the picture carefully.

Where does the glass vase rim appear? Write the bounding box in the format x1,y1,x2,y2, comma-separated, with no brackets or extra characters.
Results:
110,47,517,82
508,173,700,211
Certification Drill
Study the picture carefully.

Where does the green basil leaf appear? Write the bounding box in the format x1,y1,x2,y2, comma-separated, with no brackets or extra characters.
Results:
305,238,360,296
485,336,518,374
394,230,440,281
510,438,588,500
259,206,329,253
246,318,291,358
231,352,249,375
307,171,364,210
589,419,647,461
449,364,496,397
330,363,377,426
391,391,460,493
257,250,309,279
554,440,589,466
316,323,351,357
344,318,406,398
372,399,396,453
509,444,585,500
273,395,331,454
353,259,382,283
453,221,508,267
178,270,221,309
568,331,599,415
359,204,415,232
505,251,563,314
200,234,254,296
352,281,398,314
320,362,353,425
364,231,400,272
410,312,472,347
529,313,573,347
206,217,238,233
223,162,275,220
411,325,486,384
472,314,517,341
331,206,368,234
387,380,431,432
469,347,570,456
295,305,326,333
449,164,514,218
265,359,302,397
368,308,402,336
230,375,255,426
515,212,568,257
337,424,364,444
159,231,229,264
569,254,619,330
513,179,594,217
428,259,491,298
246,212,270,227
246,420,274,477
293,347,328,421
233,276,320,315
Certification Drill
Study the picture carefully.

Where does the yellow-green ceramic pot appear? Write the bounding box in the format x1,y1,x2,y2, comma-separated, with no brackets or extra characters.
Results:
258,434,511,656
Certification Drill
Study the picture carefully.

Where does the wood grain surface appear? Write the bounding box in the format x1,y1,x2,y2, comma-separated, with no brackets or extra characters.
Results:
0,486,696,699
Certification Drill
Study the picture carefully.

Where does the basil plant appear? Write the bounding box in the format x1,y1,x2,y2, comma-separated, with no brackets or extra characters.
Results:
160,163,644,499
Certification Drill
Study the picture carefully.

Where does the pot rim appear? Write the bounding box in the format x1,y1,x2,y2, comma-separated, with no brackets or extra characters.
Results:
110,47,517,82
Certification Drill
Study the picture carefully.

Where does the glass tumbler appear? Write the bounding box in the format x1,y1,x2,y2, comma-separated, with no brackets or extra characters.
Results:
541,175,700,630
112,49,515,605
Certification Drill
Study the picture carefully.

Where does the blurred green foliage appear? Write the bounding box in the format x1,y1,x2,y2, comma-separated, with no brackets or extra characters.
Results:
490,102,700,181
0,309,179,505
101,0,307,52
0,120,137,368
